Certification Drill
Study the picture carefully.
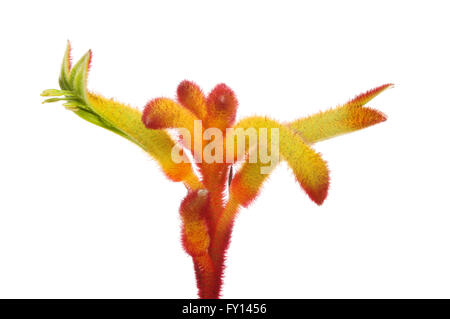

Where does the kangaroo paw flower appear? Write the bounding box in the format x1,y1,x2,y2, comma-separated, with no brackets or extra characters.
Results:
288,84,392,144
42,42,392,299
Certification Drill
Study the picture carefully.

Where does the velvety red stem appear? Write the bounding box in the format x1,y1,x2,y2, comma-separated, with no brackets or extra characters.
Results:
191,164,232,298
205,197,241,298
193,254,219,298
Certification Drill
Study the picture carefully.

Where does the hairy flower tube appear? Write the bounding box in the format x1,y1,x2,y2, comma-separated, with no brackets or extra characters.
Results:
41,42,392,298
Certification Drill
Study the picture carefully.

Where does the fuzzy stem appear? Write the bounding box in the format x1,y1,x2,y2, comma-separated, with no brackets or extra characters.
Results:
200,164,229,227
203,196,240,298
190,163,231,298
211,196,240,261
192,254,219,298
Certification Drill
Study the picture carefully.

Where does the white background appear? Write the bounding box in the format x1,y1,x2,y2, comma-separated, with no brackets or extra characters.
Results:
1,0,449,298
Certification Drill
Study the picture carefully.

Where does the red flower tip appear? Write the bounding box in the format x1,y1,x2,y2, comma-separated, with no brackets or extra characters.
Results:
206,83,238,129
304,181,329,206
177,80,207,118
346,83,394,108
142,98,160,129
207,83,238,112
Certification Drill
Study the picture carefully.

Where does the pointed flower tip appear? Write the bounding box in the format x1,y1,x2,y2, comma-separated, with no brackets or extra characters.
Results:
41,89,59,97
67,41,72,69
305,182,329,205
370,83,394,93
77,49,93,73
357,107,388,128
346,83,394,108
380,83,394,89
41,98,54,104
377,83,394,93
63,40,72,72
85,50,93,72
